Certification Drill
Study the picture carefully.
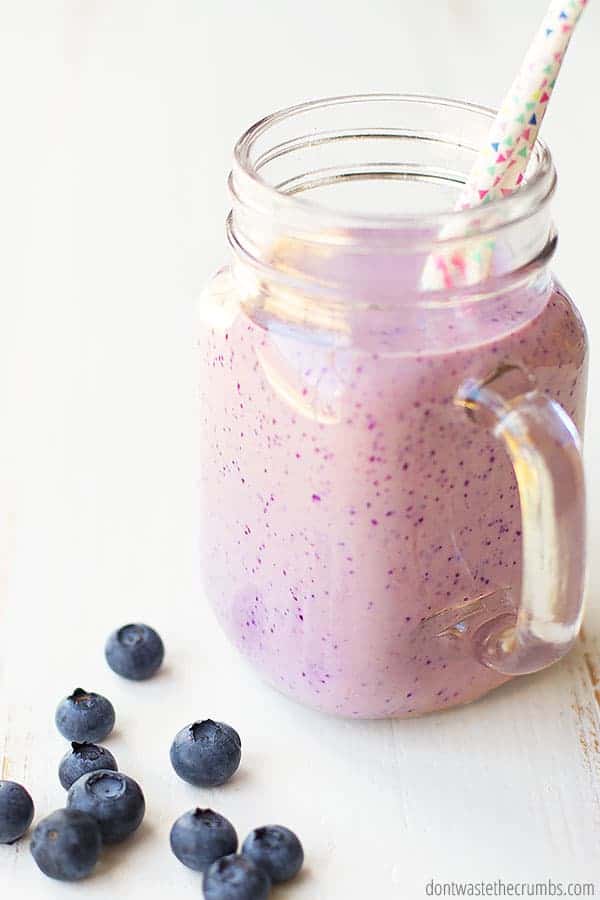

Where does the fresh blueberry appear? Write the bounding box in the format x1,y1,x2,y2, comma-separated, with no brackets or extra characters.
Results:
59,741,118,790
30,809,101,881
170,719,241,787
67,770,145,843
0,781,34,843
105,623,165,680
241,825,304,883
170,807,238,873
203,854,271,900
55,688,115,743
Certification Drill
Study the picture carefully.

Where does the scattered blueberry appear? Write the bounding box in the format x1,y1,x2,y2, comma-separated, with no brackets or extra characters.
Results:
105,623,165,680
0,781,34,843
170,807,238,873
67,770,145,843
242,825,304,883
203,854,271,900
170,719,241,787
30,809,101,881
55,688,115,743
59,741,118,790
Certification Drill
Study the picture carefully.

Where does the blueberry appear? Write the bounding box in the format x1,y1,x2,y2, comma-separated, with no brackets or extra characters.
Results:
55,688,115,743
170,807,238,873
67,770,145,843
242,825,304,883
0,781,34,843
203,854,271,900
30,809,101,881
170,719,241,787
105,623,164,680
59,741,118,790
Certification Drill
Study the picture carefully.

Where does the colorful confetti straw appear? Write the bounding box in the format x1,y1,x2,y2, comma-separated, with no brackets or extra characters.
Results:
423,0,589,291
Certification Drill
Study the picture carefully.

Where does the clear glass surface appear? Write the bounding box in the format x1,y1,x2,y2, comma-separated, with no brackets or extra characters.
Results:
198,96,588,717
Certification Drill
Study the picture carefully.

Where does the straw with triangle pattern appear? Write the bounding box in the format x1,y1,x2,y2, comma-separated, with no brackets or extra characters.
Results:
422,0,589,291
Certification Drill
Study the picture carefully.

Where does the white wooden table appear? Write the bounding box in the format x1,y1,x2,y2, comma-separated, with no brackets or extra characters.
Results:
1,2,600,897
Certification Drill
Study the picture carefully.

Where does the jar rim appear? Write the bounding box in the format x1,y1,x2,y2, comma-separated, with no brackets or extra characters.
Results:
231,92,556,240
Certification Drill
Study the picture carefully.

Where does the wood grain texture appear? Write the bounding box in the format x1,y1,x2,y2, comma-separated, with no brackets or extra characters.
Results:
1,1,599,897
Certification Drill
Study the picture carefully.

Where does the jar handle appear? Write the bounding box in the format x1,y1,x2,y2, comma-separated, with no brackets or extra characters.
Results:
455,366,586,675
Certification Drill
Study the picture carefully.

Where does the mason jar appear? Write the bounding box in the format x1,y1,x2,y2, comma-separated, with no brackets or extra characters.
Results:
198,95,587,718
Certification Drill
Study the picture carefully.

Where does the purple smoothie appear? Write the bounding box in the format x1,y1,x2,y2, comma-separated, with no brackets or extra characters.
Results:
198,245,587,717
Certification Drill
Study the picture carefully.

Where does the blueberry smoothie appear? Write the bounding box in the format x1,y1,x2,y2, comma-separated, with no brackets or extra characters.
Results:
198,237,587,720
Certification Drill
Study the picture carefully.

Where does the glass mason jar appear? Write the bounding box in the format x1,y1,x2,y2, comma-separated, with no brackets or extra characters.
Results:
198,95,587,718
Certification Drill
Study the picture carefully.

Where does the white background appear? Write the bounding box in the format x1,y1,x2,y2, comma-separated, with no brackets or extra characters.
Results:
1,2,600,898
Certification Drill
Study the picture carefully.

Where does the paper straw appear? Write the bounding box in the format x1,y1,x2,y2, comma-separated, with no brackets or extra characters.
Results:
423,0,589,291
